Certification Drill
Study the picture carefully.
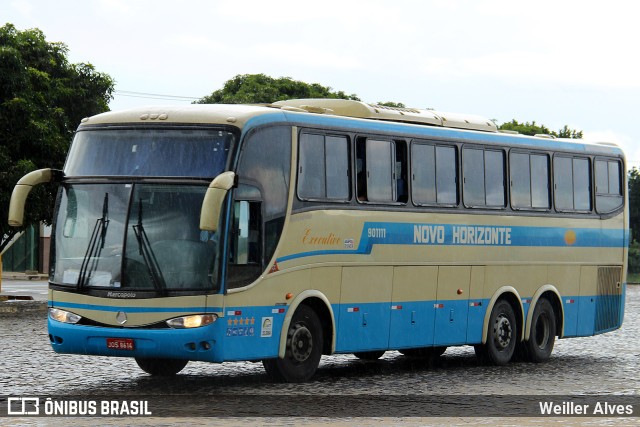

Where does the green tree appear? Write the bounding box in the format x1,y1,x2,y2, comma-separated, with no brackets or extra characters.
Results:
0,24,114,252
498,119,582,138
557,124,583,139
197,74,359,104
376,101,406,108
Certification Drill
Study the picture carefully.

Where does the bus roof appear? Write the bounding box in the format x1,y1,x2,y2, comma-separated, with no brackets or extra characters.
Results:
78,100,623,158
79,104,278,128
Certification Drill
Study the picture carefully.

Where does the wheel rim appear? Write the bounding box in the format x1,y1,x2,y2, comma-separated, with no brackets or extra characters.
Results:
493,314,512,350
289,323,313,362
534,313,550,349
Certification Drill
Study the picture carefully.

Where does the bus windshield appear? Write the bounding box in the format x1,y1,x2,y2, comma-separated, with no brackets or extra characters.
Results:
52,183,219,292
64,128,234,177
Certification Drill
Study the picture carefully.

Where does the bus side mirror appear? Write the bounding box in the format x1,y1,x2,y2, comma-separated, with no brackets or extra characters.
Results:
200,171,236,232
8,168,64,227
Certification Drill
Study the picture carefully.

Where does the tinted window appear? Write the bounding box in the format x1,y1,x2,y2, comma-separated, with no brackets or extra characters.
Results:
412,144,436,204
437,146,457,204
554,155,591,212
531,154,550,209
595,159,623,213
463,148,485,206
510,152,530,208
326,136,350,199
510,152,550,210
573,158,591,211
463,147,505,208
298,134,325,199
554,156,573,210
485,150,505,206
65,128,234,177
238,126,291,265
367,139,395,202
412,143,457,206
298,134,349,201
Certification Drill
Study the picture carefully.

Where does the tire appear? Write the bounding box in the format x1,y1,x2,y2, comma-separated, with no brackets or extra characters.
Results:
135,357,188,376
523,298,556,362
476,299,517,365
353,350,385,360
262,304,323,382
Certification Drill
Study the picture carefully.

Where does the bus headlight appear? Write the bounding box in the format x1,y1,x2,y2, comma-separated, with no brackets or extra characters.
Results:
49,308,82,324
166,314,217,329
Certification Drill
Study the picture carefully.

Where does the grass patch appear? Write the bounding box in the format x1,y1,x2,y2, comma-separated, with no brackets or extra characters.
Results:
627,272,640,284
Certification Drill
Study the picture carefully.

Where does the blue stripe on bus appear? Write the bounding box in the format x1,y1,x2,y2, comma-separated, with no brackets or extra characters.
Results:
278,222,627,263
51,301,221,314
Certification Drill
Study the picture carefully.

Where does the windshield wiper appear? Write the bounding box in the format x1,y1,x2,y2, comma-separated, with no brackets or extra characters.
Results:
132,199,167,295
77,193,110,288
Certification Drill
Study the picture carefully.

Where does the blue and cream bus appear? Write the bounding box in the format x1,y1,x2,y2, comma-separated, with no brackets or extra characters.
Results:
9,98,628,382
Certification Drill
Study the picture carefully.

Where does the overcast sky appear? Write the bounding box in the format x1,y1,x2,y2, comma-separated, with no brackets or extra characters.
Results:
6,0,640,168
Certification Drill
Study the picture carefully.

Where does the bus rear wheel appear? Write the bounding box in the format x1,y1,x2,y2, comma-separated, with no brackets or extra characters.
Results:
522,298,556,362
262,304,323,382
475,299,517,365
135,357,188,376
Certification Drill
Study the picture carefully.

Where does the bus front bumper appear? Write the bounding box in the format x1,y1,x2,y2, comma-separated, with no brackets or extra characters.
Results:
47,317,224,362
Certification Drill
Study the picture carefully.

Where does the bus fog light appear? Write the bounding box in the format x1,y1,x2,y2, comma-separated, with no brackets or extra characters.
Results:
49,308,81,324
166,314,217,329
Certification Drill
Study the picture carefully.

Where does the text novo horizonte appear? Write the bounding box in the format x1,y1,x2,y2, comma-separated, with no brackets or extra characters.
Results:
413,225,512,245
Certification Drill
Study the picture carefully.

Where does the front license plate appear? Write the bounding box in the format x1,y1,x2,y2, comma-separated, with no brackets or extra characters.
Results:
106,338,135,350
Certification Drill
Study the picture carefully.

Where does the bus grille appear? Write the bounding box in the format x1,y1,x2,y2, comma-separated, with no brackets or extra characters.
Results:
594,267,623,333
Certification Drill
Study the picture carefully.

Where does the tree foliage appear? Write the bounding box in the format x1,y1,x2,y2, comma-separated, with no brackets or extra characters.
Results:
0,24,114,251
197,74,359,104
376,101,406,108
499,119,583,139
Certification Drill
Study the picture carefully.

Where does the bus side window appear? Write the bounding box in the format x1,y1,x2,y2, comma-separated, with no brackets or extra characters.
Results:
462,147,505,208
298,133,350,201
228,200,262,288
411,142,458,206
554,155,592,212
595,159,623,213
510,152,550,210
356,137,407,204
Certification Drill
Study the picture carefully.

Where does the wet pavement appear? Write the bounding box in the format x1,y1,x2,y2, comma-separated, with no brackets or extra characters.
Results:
0,285,638,424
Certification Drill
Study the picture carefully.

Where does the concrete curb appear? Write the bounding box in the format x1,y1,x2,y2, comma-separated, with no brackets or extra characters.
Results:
0,300,48,316
1,272,48,281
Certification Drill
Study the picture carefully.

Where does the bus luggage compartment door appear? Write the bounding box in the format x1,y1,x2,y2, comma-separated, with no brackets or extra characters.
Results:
336,267,392,352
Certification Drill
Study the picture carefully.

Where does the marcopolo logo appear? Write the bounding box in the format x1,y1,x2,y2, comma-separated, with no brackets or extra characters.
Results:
6,397,152,416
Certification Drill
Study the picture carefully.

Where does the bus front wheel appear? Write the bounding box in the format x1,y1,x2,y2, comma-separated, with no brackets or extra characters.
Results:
263,304,323,382
135,357,188,376
475,299,517,365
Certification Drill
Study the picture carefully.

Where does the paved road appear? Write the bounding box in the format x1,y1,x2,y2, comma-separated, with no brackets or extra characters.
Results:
1,285,639,424
0,279,48,301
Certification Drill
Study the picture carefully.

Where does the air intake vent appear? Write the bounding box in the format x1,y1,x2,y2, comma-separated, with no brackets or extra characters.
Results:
594,267,623,333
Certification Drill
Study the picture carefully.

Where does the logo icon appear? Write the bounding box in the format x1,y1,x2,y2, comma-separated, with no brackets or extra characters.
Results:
8,397,40,415
116,311,127,325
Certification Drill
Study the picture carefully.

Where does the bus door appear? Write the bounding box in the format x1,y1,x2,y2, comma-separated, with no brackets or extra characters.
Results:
434,266,471,345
